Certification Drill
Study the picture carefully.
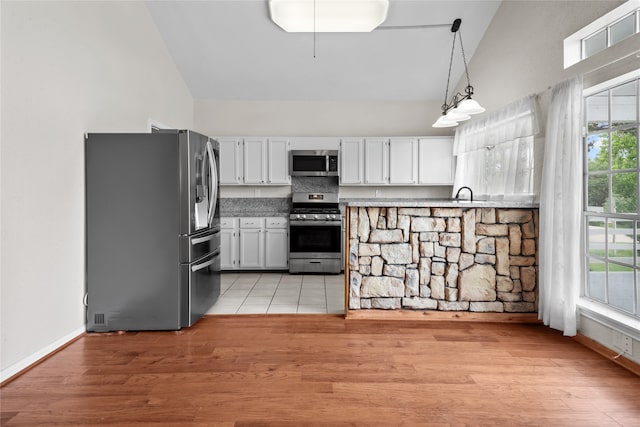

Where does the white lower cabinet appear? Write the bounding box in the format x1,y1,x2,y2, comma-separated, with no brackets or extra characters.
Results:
264,218,288,269
222,217,288,270
239,218,264,268
220,218,239,269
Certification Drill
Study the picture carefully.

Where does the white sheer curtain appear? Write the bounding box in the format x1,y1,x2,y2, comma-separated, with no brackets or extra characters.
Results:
539,76,583,336
453,96,539,199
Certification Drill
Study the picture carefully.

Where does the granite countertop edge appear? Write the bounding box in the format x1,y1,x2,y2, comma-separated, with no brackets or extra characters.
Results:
219,211,290,218
342,198,539,209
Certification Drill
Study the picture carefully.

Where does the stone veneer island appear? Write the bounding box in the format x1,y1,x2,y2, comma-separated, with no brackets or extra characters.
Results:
346,200,539,314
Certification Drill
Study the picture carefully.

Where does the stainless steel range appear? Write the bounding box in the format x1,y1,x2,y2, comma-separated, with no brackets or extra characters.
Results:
289,192,342,274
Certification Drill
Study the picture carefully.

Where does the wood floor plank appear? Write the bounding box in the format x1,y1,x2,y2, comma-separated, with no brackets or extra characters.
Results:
1,315,639,426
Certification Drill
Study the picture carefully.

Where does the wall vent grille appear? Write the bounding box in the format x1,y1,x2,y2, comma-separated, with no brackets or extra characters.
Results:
94,313,105,325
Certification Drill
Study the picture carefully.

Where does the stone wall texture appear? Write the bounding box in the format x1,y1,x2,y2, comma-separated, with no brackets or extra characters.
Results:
349,207,539,313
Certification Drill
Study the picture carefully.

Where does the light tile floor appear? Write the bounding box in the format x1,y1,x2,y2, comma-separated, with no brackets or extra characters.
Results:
207,272,345,315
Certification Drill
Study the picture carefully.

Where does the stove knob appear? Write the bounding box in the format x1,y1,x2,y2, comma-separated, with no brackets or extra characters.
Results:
314,215,319,219
302,214,306,219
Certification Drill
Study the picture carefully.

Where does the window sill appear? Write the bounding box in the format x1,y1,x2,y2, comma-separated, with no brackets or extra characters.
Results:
578,297,640,338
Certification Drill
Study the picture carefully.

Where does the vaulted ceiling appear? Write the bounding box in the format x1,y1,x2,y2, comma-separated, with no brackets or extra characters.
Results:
146,0,501,102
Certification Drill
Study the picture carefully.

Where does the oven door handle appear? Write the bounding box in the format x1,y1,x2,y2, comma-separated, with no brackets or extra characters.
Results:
289,220,342,226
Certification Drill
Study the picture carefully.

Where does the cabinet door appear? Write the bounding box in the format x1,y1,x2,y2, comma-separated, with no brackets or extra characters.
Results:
364,138,389,184
220,228,237,270
340,139,364,184
220,218,239,270
243,138,266,184
265,228,288,268
389,138,418,184
239,229,263,268
418,137,455,185
218,138,242,184
267,139,290,184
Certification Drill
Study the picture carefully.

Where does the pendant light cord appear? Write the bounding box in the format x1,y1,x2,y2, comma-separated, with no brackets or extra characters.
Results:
442,30,457,110
459,29,471,87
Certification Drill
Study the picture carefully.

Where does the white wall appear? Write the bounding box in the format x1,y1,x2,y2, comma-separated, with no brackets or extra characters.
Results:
452,1,625,115
195,99,448,138
0,1,194,381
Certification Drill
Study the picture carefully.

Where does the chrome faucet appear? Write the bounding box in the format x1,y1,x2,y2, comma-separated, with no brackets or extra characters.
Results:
455,186,473,202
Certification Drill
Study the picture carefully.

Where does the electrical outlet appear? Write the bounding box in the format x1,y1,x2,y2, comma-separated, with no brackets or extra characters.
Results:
622,335,632,356
613,331,633,356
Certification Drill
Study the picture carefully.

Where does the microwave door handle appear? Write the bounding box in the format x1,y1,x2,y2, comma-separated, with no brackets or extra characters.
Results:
191,256,216,272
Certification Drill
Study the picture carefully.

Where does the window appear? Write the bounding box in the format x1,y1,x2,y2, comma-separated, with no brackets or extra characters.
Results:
564,1,640,69
583,8,639,59
584,72,640,319
452,96,538,200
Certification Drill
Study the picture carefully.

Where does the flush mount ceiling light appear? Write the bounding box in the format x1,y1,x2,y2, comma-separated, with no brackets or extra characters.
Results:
269,0,390,32
432,18,485,128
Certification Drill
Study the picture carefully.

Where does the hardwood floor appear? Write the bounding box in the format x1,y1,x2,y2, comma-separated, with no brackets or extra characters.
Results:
2,315,640,426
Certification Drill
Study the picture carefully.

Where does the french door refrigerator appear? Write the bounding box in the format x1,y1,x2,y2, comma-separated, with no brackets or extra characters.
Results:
85,130,220,332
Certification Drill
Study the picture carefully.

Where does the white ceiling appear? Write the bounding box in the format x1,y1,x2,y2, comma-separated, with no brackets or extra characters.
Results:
145,0,501,102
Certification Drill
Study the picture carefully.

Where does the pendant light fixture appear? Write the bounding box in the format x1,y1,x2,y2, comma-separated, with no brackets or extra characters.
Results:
269,0,390,33
432,18,485,128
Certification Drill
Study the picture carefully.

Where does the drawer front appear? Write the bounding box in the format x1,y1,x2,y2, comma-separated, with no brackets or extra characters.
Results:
180,229,221,264
220,217,237,229
240,217,265,229
266,217,288,229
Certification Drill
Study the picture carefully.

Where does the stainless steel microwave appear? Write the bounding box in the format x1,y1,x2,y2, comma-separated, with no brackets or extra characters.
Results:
289,150,339,177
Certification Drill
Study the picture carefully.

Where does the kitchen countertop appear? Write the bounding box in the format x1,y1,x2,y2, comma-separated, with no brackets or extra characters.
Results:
342,198,539,209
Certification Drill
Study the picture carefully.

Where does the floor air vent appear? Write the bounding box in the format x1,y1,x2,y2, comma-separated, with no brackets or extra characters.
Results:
94,313,105,325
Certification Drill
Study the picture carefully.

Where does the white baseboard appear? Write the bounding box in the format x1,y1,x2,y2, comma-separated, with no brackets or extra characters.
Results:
1,326,85,383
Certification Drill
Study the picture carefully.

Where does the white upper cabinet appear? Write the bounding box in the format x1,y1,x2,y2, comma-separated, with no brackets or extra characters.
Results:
218,138,243,184
267,138,291,184
389,138,418,184
339,138,364,185
220,135,452,186
243,138,267,184
346,137,419,185
364,138,388,185
218,137,290,185
418,137,455,185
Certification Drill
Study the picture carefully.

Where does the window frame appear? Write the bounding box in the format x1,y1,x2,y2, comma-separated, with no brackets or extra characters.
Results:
583,69,640,320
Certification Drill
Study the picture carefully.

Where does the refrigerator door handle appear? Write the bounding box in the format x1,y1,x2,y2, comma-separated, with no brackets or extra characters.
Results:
191,233,217,245
191,256,216,272
205,140,218,227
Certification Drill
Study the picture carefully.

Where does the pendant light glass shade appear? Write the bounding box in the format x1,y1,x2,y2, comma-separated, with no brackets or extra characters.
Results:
432,115,459,128
456,98,486,115
444,108,471,122
269,0,390,32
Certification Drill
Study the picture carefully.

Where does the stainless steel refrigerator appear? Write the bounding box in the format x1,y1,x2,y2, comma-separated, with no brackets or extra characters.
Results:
85,130,220,332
